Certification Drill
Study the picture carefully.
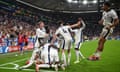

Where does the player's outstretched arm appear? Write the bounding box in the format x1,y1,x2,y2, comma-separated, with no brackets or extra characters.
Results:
81,19,86,29
70,21,81,28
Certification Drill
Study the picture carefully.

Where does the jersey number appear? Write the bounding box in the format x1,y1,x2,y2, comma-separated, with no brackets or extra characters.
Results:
62,29,67,33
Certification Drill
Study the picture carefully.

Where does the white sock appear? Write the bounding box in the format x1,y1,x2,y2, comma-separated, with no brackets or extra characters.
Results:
75,50,80,61
68,53,71,65
37,64,50,68
78,43,85,59
61,52,67,66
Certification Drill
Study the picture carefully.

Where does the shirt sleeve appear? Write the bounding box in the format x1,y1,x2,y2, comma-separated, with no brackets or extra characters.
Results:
111,10,118,19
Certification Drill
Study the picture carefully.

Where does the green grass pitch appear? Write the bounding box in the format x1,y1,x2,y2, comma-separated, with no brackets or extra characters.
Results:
0,40,120,72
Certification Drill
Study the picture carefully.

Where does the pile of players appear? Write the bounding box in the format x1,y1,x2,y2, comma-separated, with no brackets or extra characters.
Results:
19,18,86,72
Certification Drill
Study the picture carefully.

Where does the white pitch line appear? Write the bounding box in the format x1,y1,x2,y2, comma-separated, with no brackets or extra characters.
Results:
0,66,61,72
0,58,28,66
0,58,62,72
9,63,19,69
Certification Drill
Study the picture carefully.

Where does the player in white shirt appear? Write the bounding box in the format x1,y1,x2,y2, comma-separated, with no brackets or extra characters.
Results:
52,22,84,66
88,2,119,61
33,21,48,65
71,18,86,63
35,21,48,49
52,25,72,66
35,42,62,72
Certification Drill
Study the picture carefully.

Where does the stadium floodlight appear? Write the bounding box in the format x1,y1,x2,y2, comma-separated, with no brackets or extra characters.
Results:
73,0,78,3
83,0,88,5
93,0,97,4
67,0,72,3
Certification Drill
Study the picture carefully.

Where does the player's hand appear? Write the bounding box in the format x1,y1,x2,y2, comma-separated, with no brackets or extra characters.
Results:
78,18,82,21
105,26,110,30
98,20,103,25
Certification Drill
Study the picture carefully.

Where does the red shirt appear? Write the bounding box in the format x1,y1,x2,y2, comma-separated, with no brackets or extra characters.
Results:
18,34,24,43
24,35,28,43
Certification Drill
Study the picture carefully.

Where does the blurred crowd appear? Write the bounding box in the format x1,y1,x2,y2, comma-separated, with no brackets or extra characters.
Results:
0,8,120,45
0,12,37,44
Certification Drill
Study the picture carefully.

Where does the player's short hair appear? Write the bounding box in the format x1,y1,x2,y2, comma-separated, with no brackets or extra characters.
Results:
38,21,43,24
78,17,82,21
104,2,111,7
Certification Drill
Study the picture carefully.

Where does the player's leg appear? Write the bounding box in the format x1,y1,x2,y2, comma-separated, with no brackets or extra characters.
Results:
74,42,85,63
52,49,62,71
61,49,67,66
19,42,24,55
20,60,34,69
36,63,59,72
88,37,106,61
61,39,67,66
88,28,111,60
67,41,71,66
78,43,85,59
30,49,40,61
35,59,50,72
19,49,40,69
50,54,59,71
74,42,80,63
67,48,71,66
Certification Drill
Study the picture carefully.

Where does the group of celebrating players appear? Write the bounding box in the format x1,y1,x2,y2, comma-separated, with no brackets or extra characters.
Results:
19,17,86,72
18,2,119,72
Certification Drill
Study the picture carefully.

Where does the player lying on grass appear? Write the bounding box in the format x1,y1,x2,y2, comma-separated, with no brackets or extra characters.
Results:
19,42,65,71
35,42,65,72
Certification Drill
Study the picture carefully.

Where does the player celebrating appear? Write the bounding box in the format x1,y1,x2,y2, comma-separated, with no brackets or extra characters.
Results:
35,21,48,49
71,18,86,64
52,25,72,66
88,2,119,60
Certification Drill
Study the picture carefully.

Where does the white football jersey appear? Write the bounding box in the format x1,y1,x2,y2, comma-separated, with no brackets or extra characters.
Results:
102,9,118,26
55,26,72,39
36,28,46,38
